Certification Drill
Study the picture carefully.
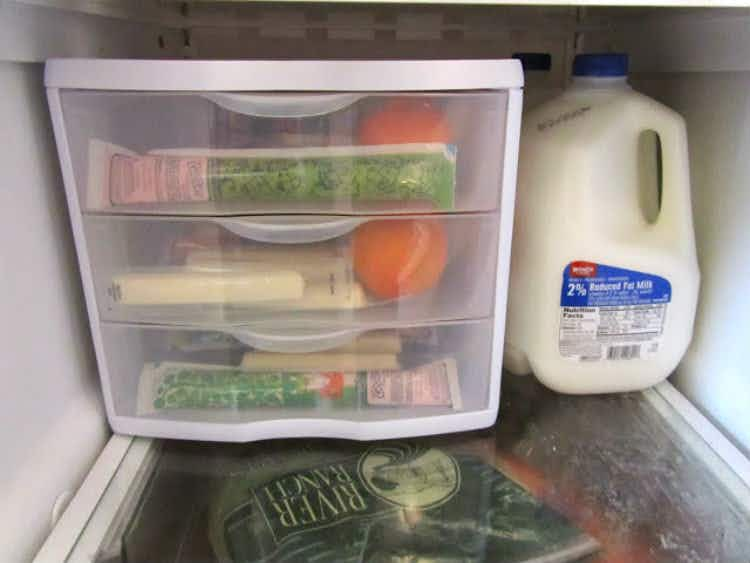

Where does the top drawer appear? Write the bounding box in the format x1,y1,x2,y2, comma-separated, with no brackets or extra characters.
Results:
46,59,523,216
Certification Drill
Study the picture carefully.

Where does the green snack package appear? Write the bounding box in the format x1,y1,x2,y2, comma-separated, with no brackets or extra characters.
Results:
137,362,360,414
136,359,461,416
108,143,457,210
208,149,456,209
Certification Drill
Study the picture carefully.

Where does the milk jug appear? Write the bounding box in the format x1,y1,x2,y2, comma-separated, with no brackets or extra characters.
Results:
505,53,700,393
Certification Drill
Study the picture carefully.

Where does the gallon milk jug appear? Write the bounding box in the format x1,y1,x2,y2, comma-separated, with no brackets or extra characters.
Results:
505,53,700,394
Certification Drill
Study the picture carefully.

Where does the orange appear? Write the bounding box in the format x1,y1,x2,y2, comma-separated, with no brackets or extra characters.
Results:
352,219,448,299
358,99,452,145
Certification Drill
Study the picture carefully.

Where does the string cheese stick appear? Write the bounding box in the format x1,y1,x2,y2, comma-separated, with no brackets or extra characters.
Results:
286,281,369,310
185,244,344,264
241,352,400,371
109,270,304,305
334,332,402,354
185,256,351,282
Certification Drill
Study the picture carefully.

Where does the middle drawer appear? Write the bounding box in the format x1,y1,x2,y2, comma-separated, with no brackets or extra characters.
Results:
84,213,500,327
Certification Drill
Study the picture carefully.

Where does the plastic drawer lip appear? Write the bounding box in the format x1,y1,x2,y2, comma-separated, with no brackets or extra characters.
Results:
229,326,363,353
83,209,500,219
214,216,365,244
82,210,500,241
96,314,497,331
108,410,499,442
81,205,503,218
203,92,366,118
99,316,492,331
98,316,493,353
82,204,504,217
45,59,524,92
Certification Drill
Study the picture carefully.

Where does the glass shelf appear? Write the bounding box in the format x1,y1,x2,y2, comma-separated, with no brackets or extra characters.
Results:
36,373,750,563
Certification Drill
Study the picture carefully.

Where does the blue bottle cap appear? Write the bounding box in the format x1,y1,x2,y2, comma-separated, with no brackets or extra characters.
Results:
572,53,629,77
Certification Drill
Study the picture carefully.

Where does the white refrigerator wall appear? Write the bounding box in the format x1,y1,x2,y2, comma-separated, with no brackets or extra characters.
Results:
583,9,750,455
0,62,109,561
635,72,750,456
1,4,175,557
3,3,750,559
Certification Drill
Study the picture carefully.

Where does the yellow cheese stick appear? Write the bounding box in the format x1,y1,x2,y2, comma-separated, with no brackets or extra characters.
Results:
186,256,351,282
285,280,369,310
334,331,402,354
186,243,344,264
109,269,304,305
241,351,400,371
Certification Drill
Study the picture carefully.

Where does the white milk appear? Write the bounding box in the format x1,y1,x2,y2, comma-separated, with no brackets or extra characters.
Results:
505,54,700,394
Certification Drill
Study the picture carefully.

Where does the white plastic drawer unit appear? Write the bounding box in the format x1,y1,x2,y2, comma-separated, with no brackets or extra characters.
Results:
45,59,524,442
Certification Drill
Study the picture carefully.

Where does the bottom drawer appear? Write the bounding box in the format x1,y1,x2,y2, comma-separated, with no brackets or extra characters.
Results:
98,320,498,441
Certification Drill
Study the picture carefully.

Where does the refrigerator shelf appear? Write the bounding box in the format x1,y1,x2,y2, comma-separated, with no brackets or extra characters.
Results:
35,374,750,563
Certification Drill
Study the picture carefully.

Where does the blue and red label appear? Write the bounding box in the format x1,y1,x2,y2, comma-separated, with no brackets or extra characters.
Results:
561,261,671,308
559,261,671,361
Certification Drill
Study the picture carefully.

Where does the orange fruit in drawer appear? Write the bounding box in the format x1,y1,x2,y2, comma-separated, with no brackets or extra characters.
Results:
358,100,452,145
352,219,448,299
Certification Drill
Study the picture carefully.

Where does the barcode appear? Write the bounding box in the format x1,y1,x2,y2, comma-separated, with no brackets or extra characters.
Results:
607,345,640,360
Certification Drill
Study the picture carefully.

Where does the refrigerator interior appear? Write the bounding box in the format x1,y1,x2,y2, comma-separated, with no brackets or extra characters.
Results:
2,2,750,560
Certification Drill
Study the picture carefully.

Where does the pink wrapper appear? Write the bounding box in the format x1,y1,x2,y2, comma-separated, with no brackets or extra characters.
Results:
366,358,461,409
109,154,210,205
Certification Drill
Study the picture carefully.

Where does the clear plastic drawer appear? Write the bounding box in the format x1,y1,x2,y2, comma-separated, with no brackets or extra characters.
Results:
84,213,500,327
58,90,509,215
100,319,498,441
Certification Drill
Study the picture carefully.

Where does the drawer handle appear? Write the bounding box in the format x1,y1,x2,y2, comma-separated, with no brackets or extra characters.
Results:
229,328,362,353
204,93,363,118
215,216,363,244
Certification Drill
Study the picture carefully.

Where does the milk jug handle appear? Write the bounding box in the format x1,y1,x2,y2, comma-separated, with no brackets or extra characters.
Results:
638,105,696,248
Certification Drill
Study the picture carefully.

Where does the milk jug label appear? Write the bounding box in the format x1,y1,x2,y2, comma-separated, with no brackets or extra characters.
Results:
559,261,671,361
